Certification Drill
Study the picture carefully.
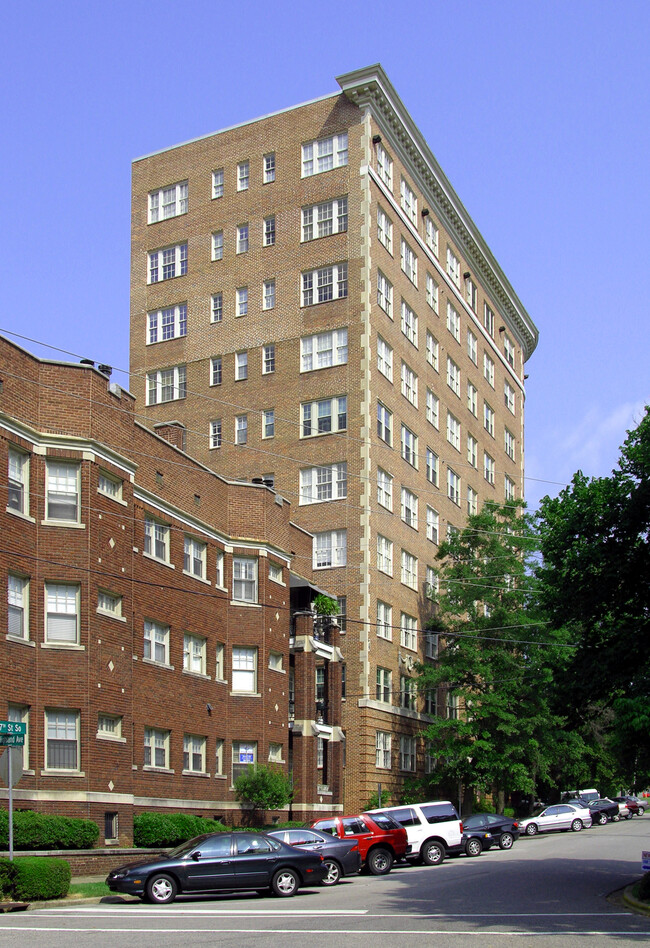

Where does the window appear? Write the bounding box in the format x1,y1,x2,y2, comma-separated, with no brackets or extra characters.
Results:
377,467,393,510
377,206,393,253
425,214,440,254
210,419,222,449
147,304,187,344
400,612,417,650
400,177,417,223
144,727,169,769
268,742,283,763
337,596,347,633
484,402,495,437
98,471,122,501
97,590,122,618
426,272,439,312
45,709,79,771
401,550,417,590
467,329,477,364
401,362,418,406
376,667,392,703
467,434,478,469
301,329,348,371
236,287,248,317
237,161,249,190
97,713,122,740
215,642,225,677
401,487,418,529
300,463,347,504
302,133,348,176
263,215,276,246
377,535,393,576
484,302,495,337
8,447,28,514
215,738,224,775
144,516,170,563
262,344,275,374
425,568,439,600
426,388,439,428
446,302,460,342
143,619,169,664
447,468,461,506
212,231,223,261
467,486,478,516
236,224,249,255
210,356,222,386
262,410,275,439
505,475,516,502
233,558,258,602
505,381,516,414
8,574,28,639
504,427,516,461
376,142,393,189
426,331,439,371
465,276,478,311
235,415,247,444
377,337,393,381
401,425,418,468
262,279,276,311
45,583,79,644
184,536,206,579
446,247,461,287
447,357,461,397
233,647,258,694
45,461,80,522
400,239,418,285
148,244,187,283
400,735,416,771
400,300,418,347
467,381,478,416
377,270,393,317
232,740,257,782
426,506,439,545
484,353,495,387
447,412,461,451
146,365,186,404
235,351,248,380
212,168,224,198
504,334,515,367
377,600,392,639
426,448,439,487
269,650,283,671
376,731,391,769
302,197,348,241
313,530,347,569
183,633,207,675
301,396,347,436
400,676,417,711
301,263,347,305
183,734,206,773
484,452,495,485
263,153,276,183
148,181,188,223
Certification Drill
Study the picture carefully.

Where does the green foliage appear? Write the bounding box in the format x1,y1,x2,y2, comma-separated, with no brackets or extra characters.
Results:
1,857,71,901
312,594,339,617
0,858,15,897
0,810,99,850
233,765,292,811
133,812,228,847
365,790,390,811
637,871,650,903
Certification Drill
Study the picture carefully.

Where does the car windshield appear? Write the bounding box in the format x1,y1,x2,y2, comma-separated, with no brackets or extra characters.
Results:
167,834,211,858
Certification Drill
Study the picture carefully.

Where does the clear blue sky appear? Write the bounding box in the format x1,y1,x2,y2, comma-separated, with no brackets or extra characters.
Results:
2,0,648,511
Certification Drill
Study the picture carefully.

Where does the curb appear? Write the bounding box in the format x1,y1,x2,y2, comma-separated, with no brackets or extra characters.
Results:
623,885,650,916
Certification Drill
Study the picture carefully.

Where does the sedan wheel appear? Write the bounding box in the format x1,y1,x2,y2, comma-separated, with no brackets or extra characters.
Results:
525,823,538,836
367,847,393,875
639,807,645,816
466,838,482,857
571,819,583,832
146,873,178,904
271,868,299,897
597,812,608,825
321,860,342,886
499,832,514,850
421,840,445,866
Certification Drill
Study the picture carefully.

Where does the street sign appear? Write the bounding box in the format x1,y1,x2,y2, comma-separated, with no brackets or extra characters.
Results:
0,734,25,746
0,721,27,736
642,851,650,871
0,747,23,788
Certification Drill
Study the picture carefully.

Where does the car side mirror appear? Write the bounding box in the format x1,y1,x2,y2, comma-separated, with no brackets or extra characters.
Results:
191,851,201,860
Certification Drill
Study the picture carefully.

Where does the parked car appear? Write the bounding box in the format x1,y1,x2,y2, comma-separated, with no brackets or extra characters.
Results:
567,797,620,825
106,831,326,903
310,813,407,875
461,813,520,856
267,827,361,885
519,803,592,836
614,795,645,817
365,801,463,865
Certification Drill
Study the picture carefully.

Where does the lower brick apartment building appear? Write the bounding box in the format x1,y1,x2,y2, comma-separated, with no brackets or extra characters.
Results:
0,337,344,844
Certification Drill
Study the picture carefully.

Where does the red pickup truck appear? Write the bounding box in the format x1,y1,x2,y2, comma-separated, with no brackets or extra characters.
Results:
311,812,408,875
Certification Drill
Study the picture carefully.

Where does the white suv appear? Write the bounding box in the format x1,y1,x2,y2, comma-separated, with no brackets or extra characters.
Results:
365,801,463,865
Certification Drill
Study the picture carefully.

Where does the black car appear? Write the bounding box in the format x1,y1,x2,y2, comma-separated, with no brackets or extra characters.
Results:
567,797,619,825
106,831,327,903
461,813,520,856
268,827,362,885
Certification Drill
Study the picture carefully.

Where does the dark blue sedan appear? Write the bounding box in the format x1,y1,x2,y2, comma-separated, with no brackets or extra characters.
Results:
268,827,362,885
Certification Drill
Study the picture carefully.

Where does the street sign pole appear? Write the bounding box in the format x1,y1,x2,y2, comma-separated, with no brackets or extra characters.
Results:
8,750,13,861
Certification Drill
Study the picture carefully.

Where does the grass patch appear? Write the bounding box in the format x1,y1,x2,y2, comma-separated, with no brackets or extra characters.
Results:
68,881,112,899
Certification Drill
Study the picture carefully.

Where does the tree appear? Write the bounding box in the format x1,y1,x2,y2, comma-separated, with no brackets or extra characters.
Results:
233,764,293,818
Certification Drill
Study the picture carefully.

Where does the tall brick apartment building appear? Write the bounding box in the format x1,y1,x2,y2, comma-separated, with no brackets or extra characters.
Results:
0,337,344,843
129,65,539,811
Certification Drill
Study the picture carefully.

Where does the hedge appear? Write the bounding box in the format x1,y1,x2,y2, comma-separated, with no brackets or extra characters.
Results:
0,810,99,850
638,871,650,902
0,856,70,901
133,812,228,847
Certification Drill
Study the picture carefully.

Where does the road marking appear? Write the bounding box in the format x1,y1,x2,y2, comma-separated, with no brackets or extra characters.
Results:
0,927,648,936
35,909,631,918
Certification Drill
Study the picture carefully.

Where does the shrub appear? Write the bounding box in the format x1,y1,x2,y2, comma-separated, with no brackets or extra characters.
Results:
638,871,650,902
0,858,16,898
133,813,228,848
0,810,98,850
0,857,70,901
234,765,292,812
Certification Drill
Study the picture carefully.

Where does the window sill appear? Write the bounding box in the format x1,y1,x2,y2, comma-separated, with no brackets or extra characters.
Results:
6,508,36,524
229,600,261,608
182,669,211,681
142,766,175,774
41,642,84,651
96,609,127,622
41,520,86,529
142,657,175,671
97,733,127,743
6,634,35,647
143,552,175,569
230,691,261,698
268,667,286,674
182,770,210,778
214,773,227,780
182,570,212,585
41,769,86,778
97,489,128,507
214,676,227,685
215,583,227,592
268,577,286,586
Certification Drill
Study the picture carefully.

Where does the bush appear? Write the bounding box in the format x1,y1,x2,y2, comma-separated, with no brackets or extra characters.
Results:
133,812,228,848
0,810,99,850
637,871,650,902
234,765,292,812
0,857,70,901
0,858,16,898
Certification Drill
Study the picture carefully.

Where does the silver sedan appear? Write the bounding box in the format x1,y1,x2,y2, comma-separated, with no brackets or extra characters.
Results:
519,803,593,836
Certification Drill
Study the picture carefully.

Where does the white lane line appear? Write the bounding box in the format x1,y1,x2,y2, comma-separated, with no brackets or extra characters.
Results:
0,927,648,936
35,909,631,918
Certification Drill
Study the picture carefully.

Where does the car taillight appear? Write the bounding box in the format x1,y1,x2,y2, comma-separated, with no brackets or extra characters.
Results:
512,822,518,829
459,822,463,833
351,843,359,851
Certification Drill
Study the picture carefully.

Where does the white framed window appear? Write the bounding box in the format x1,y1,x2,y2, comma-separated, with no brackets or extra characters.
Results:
302,263,347,306
98,471,122,501
426,388,439,428
446,247,461,287
377,206,393,253
300,329,348,371
400,238,418,285
377,535,393,576
376,142,393,189
484,352,495,387
401,362,418,406
467,329,477,364
46,461,80,522
377,600,392,640
401,487,418,529
148,303,187,344
268,742,283,763
465,276,478,311
183,633,207,675
400,676,417,711
505,475,516,502
232,740,257,782
301,196,348,241
263,215,276,246
215,641,225,678
263,279,275,310
426,506,439,545
301,396,347,436
215,553,225,588
237,161,249,190
447,468,461,506
183,734,206,773
236,224,249,254
300,463,347,504
184,536,207,579
268,650,284,671
484,302,495,337
148,243,187,283
505,381,516,414
425,217,439,256
377,270,393,317
215,737,224,775
143,619,169,665
262,344,276,374
144,516,170,563
426,568,439,600
484,452,495,485
504,427,516,461
401,424,418,468
8,447,29,515
504,334,515,367
144,726,169,769
212,231,223,261
400,300,418,347
377,402,392,445
301,133,348,176
400,612,417,650
446,301,460,342
148,181,188,223
235,414,248,444
269,563,283,587
263,153,276,183
97,590,122,619
210,356,222,386
401,549,417,590
8,574,28,639
236,287,248,317
262,409,275,439
484,401,495,437
377,336,393,381
313,530,347,569
447,412,461,451
97,713,122,740
45,583,79,644
210,419,222,449
377,467,393,510
146,365,186,404
426,331,439,371
426,447,439,486
400,177,417,223
467,486,478,516
426,272,439,312
376,667,392,703
467,381,478,416
45,709,79,771
235,351,248,380
467,434,478,469
447,357,461,397
400,734,416,771
212,168,224,198
376,730,391,769
233,557,258,602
